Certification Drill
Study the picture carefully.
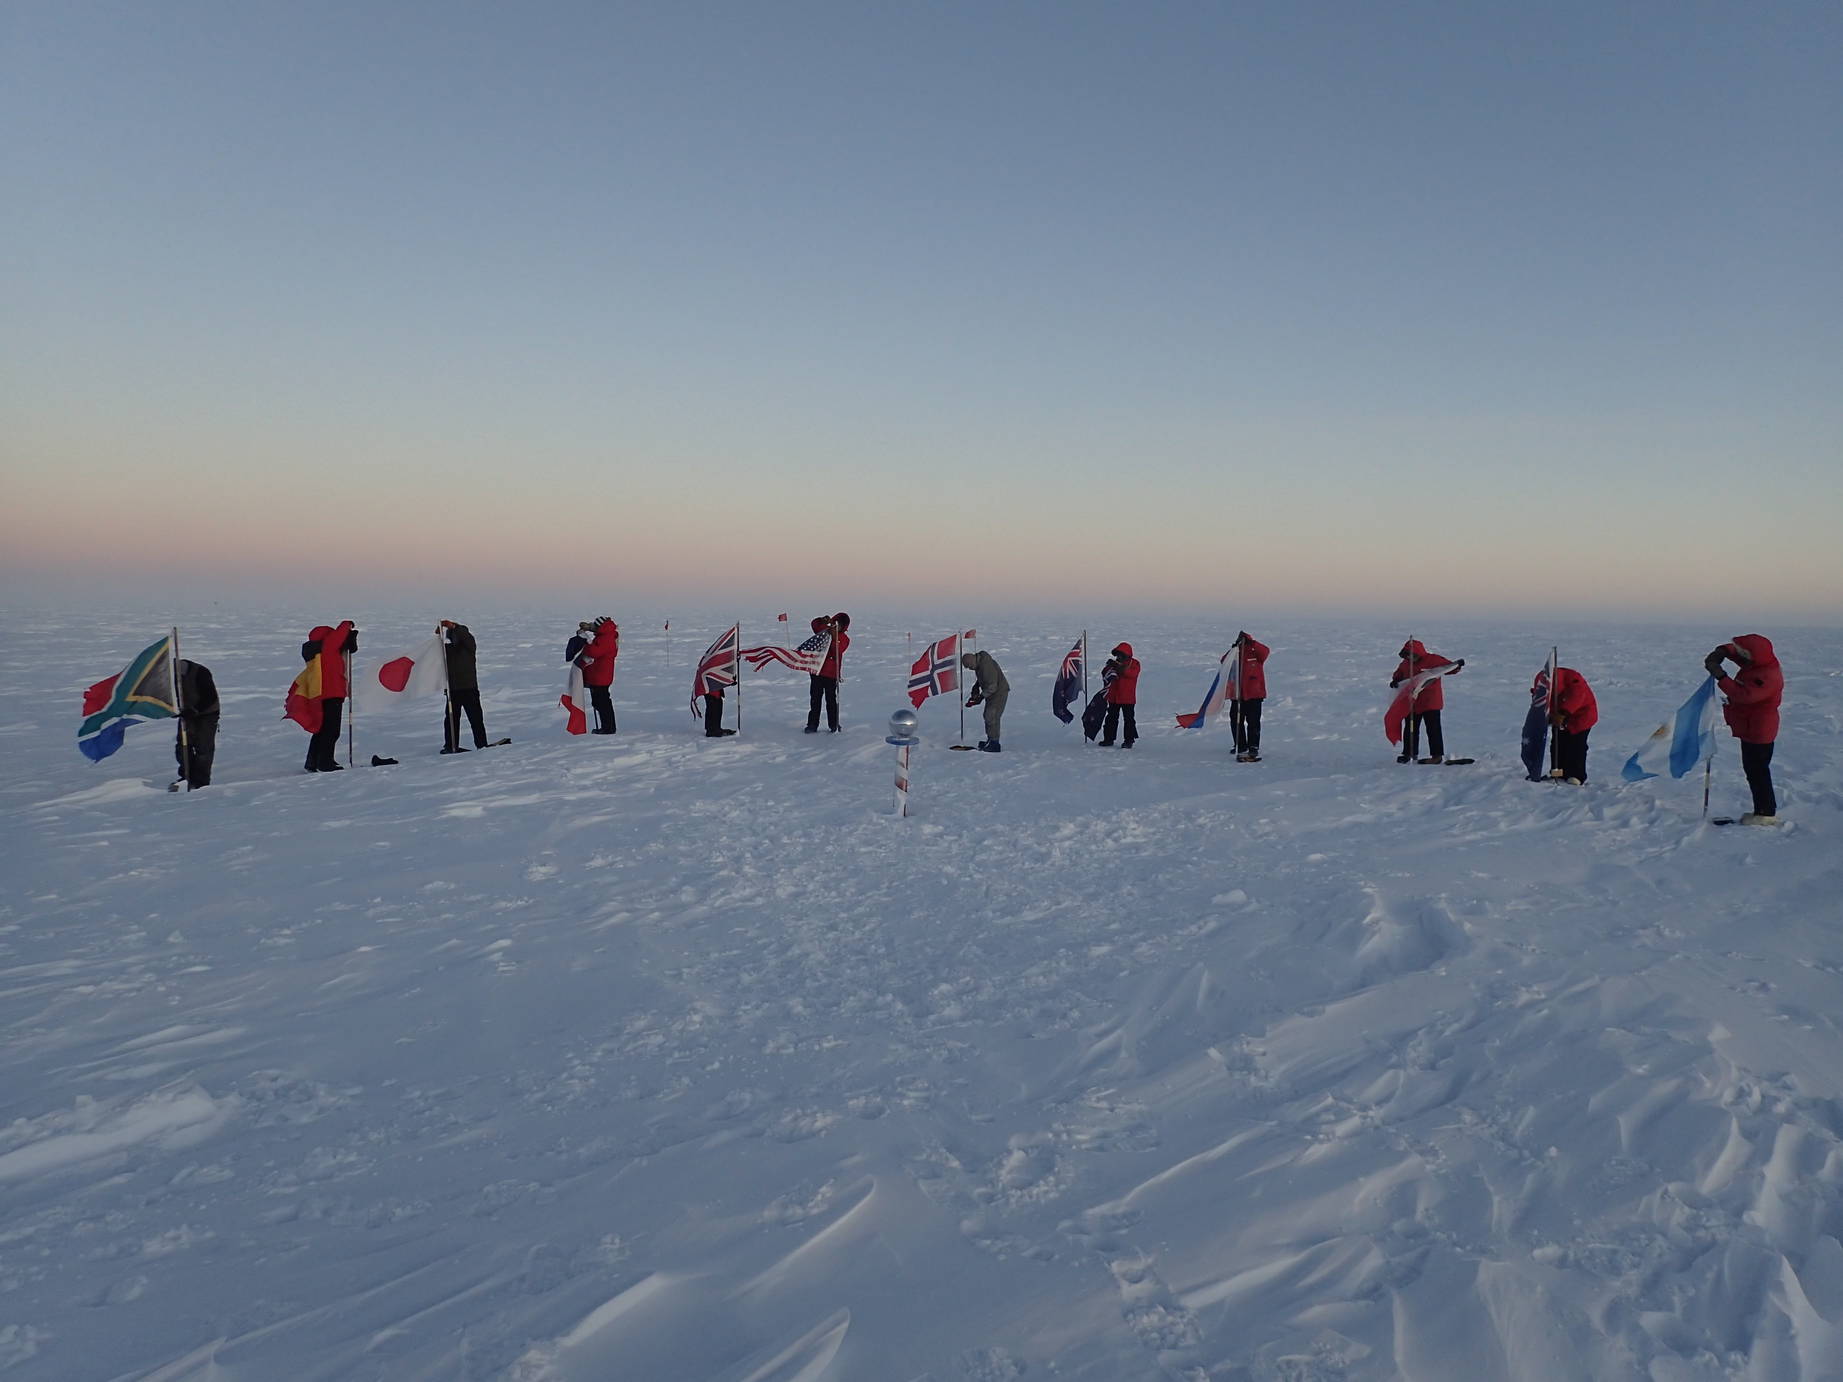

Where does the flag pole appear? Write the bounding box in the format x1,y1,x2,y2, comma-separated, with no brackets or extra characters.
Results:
957,628,967,747
1702,752,1713,821
1548,645,1562,779
1083,630,1088,701
171,626,191,791
735,622,743,736
345,641,355,767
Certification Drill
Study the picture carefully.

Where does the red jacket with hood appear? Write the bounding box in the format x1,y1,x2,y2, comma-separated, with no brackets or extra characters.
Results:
1551,667,1598,734
1391,640,1456,712
812,616,850,679
304,621,355,698
1105,644,1141,704
579,620,619,688
1717,634,1782,743
1234,637,1270,700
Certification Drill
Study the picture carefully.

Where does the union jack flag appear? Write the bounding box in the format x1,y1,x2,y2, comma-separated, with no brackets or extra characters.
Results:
742,630,829,675
908,632,960,708
1052,634,1085,723
691,623,741,712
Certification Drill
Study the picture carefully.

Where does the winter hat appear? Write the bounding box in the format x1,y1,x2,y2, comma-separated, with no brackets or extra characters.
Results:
811,616,829,633
833,612,851,630
1112,642,1133,658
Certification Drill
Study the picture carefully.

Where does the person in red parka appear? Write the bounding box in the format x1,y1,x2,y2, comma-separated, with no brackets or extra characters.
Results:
1548,667,1599,785
577,616,619,734
1100,642,1141,748
299,620,357,772
1390,639,1462,764
805,612,851,733
1229,631,1270,762
1705,634,1784,824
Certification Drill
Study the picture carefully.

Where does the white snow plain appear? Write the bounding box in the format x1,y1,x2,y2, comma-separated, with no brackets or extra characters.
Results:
3,611,1841,1382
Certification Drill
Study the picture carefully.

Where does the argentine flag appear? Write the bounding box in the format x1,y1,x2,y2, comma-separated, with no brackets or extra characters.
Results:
1621,677,1719,782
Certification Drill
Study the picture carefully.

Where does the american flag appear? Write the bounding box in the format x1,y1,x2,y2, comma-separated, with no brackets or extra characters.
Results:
692,623,740,708
742,630,829,675
908,632,960,708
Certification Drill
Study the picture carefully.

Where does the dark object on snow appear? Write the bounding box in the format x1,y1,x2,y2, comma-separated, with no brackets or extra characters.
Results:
174,658,219,788
370,754,398,766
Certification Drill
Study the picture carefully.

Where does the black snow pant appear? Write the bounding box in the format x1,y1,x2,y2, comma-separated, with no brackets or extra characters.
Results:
306,697,344,770
1232,698,1263,753
177,714,218,787
1101,702,1137,746
1742,740,1776,816
1555,728,1590,783
589,685,616,734
1403,709,1443,760
807,674,839,731
444,689,488,751
704,691,728,736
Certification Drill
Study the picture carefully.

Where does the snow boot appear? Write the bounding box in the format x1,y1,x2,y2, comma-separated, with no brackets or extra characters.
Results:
1418,755,1445,765
1396,753,1412,764
804,726,819,734
979,740,1001,753
1739,813,1782,827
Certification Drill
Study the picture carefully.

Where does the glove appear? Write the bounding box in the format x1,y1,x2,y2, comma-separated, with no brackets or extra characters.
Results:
1453,659,1465,670
1389,679,1401,689
342,630,359,653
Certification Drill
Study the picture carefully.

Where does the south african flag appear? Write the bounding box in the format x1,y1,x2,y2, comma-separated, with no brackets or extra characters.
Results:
78,634,180,762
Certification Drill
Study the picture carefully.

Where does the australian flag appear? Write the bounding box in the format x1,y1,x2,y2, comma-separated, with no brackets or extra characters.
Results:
908,633,960,708
1052,635,1084,723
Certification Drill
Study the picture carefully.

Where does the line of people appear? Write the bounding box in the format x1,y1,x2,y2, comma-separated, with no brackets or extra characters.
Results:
162,620,1786,825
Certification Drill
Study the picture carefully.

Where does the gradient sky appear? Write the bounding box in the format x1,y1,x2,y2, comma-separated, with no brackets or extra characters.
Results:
5,0,1840,619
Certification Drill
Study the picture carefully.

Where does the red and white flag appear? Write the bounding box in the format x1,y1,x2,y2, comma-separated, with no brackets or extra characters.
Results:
907,632,961,708
561,665,589,735
353,635,447,711
777,612,789,624
742,630,829,675
1384,664,1462,745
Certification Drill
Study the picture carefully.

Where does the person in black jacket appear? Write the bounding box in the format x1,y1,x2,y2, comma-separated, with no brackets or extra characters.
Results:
439,620,491,752
174,658,220,788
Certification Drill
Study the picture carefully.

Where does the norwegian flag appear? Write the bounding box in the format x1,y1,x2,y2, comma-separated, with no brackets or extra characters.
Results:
742,630,829,675
691,623,741,713
907,632,961,708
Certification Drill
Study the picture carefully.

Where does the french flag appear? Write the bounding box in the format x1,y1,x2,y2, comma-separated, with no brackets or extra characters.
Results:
561,665,589,735
353,635,448,711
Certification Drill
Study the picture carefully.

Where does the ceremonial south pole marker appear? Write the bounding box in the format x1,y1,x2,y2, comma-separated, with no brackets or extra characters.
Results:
887,707,920,817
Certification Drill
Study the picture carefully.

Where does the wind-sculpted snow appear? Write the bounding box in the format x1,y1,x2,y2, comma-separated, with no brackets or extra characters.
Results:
1,610,1840,1380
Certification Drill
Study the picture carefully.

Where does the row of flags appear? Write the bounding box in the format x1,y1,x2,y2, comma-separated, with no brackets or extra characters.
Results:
73,629,1726,786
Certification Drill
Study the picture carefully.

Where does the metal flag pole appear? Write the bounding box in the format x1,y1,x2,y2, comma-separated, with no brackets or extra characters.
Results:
1404,633,1417,761
734,622,743,736
1548,645,1563,779
957,627,967,747
171,626,191,791
1702,751,1714,821
344,636,355,767
1082,630,1089,702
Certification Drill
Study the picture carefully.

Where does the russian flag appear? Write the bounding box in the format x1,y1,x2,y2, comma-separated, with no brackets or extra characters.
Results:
1622,677,1719,781
1176,649,1240,729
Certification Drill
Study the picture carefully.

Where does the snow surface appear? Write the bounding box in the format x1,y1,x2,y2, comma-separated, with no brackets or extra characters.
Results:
3,611,1841,1382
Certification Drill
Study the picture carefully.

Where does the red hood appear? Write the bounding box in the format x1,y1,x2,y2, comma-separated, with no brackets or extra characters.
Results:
811,617,828,633
1727,634,1777,668
1399,639,1429,659
1112,643,1133,658
309,625,335,643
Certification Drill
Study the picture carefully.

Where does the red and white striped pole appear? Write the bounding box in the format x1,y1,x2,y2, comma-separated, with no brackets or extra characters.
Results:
888,708,919,818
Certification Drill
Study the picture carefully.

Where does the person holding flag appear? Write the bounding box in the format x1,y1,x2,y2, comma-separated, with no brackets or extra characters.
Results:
288,620,357,772
174,658,220,787
1706,635,1784,824
577,616,619,734
1230,632,1270,763
1548,666,1599,784
960,648,1009,752
1389,639,1461,764
439,620,492,753
804,612,851,733
693,623,741,737
1099,643,1141,748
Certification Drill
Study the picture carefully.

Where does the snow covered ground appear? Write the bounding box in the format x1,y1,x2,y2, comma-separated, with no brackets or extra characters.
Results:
3,609,1841,1382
